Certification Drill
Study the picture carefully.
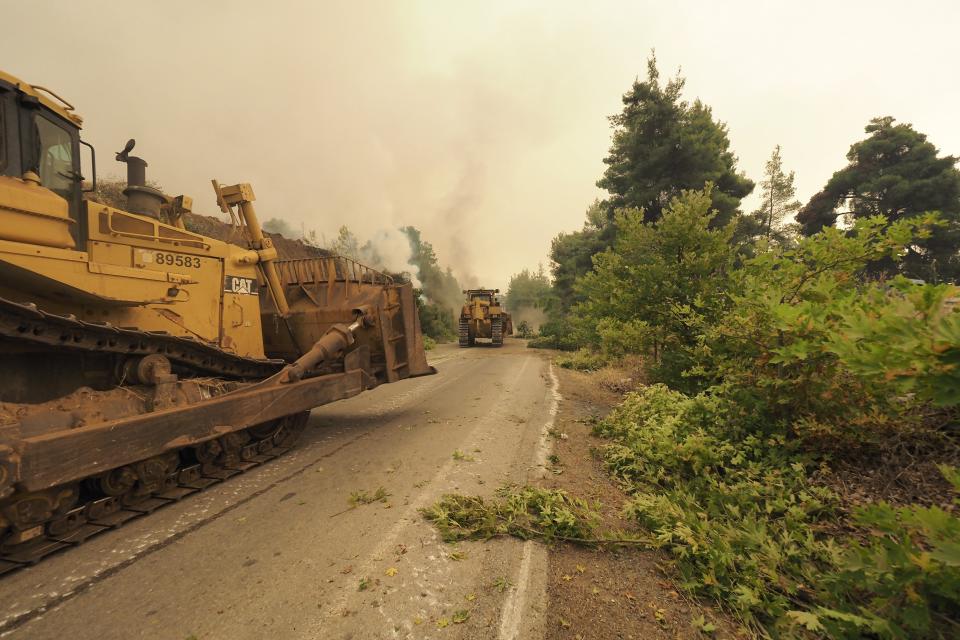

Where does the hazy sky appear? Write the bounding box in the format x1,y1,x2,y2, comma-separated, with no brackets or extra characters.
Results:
3,0,959,289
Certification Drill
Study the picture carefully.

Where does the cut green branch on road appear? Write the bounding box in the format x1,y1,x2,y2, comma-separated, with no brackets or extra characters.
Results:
421,486,640,545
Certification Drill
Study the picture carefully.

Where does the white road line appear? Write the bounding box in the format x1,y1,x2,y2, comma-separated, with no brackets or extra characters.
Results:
497,541,534,640
532,363,562,479
497,361,562,640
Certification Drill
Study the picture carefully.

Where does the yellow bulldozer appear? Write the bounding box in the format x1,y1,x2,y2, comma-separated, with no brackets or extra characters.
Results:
458,288,513,347
0,70,433,572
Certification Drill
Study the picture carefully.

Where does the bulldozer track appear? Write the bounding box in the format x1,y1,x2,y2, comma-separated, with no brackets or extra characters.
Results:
0,296,284,380
458,318,470,348
491,316,503,347
0,296,312,576
0,413,308,576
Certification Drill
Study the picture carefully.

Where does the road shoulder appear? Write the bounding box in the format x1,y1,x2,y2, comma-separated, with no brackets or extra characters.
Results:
541,362,744,640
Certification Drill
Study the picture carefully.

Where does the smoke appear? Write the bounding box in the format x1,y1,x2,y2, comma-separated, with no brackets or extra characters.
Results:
5,2,960,293
430,156,485,290
0,2,606,293
357,228,423,290
511,307,547,333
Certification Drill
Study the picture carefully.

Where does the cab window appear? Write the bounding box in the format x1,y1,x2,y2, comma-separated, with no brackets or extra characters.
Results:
34,115,74,199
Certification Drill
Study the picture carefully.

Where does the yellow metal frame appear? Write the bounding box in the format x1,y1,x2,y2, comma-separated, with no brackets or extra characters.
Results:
0,193,268,357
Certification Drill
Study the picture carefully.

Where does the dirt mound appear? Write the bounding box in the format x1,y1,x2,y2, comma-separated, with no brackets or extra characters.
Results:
84,183,330,261
184,213,332,260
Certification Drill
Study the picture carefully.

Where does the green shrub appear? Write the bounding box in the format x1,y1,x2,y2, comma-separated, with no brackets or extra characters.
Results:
528,316,580,350
827,279,960,407
556,348,608,371
575,188,737,390
515,320,535,339
417,299,457,342
595,317,649,358
595,384,960,637
423,335,437,351
688,215,942,447
595,385,835,627
791,474,960,639
526,336,550,348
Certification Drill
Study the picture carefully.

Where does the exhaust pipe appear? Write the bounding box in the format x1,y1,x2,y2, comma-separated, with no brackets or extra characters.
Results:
115,138,165,219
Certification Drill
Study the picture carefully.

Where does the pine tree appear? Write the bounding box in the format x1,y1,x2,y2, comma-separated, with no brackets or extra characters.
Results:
597,53,753,228
751,145,800,242
797,117,960,281
329,225,361,260
549,201,607,311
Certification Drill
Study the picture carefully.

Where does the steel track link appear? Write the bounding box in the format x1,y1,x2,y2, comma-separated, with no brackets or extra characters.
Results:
0,296,308,575
0,423,304,576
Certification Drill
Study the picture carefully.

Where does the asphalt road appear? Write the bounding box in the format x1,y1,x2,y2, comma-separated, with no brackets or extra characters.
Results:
0,339,557,640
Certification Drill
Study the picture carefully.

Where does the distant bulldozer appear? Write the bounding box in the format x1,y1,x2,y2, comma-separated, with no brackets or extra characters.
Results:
458,289,513,347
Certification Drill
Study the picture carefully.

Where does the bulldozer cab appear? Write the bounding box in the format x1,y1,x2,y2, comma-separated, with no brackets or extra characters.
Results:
465,288,498,304
0,72,86,246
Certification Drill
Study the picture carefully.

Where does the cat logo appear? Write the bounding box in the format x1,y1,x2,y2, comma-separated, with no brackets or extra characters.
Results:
224,276,258,295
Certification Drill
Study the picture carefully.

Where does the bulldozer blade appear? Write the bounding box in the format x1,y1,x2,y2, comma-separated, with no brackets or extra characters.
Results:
260,257,435,383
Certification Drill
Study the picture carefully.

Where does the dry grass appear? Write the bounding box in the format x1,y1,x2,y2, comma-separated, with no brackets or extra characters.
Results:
592,355,646,394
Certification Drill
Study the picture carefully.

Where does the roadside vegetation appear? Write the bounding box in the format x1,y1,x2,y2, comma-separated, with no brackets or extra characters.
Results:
487,53,960,638
504,266,552,337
